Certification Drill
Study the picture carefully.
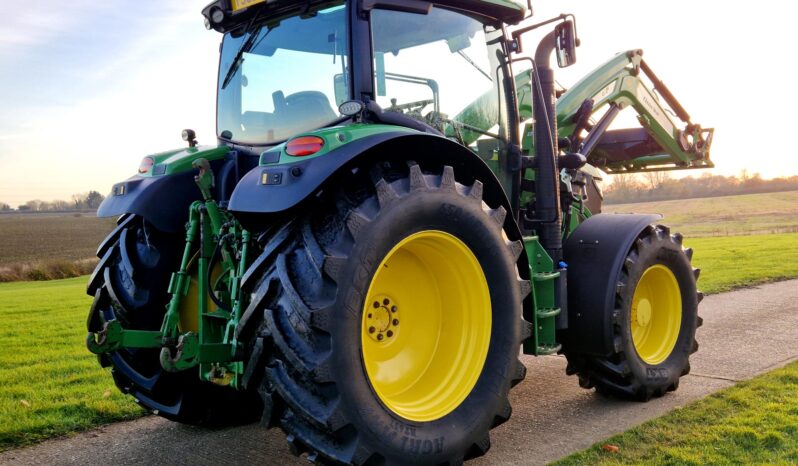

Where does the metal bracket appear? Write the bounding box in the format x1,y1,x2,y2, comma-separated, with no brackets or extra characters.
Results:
86,320,162,354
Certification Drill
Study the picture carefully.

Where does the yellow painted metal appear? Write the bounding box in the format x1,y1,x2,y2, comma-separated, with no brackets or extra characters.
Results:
361,230,491,422
178,262,221,333
231,0,268,12
630,264,682,365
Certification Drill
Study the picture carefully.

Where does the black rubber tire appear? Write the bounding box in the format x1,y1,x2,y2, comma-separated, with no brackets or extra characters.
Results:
238,162,531,465
564,224,703,401
87,214,259,425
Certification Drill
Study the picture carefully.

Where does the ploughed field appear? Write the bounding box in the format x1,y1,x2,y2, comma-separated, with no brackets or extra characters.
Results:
0,213,116,281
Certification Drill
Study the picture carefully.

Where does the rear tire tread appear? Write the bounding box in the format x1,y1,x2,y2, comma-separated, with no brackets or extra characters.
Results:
240,163,528,465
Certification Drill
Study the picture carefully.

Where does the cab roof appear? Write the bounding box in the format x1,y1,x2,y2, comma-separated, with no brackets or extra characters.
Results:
202,0,528,34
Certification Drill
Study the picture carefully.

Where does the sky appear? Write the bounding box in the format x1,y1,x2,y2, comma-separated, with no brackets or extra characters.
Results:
1,0,797,207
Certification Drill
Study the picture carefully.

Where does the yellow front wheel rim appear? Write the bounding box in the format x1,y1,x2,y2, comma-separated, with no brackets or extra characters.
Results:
361,230,491,422
630,264,682,365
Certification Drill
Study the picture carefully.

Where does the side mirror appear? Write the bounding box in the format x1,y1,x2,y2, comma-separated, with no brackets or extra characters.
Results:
554,20,577,68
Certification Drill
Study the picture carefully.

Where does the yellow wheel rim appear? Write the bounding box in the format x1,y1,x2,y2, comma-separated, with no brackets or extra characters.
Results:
361,230,491,422
630,264,682,365
178,262,222,333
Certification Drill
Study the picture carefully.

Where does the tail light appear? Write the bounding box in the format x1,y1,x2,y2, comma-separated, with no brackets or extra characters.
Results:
286,136,324,157
138,157,155,174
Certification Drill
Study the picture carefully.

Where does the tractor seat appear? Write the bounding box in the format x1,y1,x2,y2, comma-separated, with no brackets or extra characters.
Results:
276,91,338,136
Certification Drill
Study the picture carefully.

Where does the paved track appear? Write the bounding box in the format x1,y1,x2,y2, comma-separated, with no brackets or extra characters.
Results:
3,279,798,466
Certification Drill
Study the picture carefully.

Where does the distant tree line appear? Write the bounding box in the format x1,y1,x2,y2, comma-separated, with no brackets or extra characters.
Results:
604,172,798,204
0,191,105,212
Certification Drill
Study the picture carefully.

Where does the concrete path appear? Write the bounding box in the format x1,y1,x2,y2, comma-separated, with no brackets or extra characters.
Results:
3,279,798,466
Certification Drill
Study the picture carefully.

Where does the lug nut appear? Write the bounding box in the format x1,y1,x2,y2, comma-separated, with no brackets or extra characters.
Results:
392,319,399,326
377,334,384,341
368,326,375,334
386,330,393,338
373,301,379,308
383,298,390,305
391,306,397,313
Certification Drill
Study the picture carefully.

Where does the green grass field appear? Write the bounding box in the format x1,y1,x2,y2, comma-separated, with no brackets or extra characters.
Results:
605,190,798,237
0,278,142,451
553,360,798,464
1,233,796,451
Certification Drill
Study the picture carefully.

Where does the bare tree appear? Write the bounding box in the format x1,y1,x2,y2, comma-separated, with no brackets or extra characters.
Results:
643,171,671,190
608,173,642,197
85,191,105,209
71,193,85,209
51,200,72,211
24,199,44,211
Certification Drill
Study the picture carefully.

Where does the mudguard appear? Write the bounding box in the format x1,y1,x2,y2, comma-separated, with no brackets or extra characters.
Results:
97,157,234,233
562,213,661,356
229,132,518,226
229,130,530,282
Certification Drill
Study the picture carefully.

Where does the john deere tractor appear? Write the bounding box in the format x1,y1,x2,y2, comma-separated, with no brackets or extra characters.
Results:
86,0,713,463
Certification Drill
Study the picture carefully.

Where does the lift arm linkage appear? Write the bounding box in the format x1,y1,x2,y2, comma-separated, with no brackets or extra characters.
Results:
554,49,713,173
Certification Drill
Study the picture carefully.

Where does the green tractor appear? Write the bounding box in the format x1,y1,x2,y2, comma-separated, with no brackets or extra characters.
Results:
86,0,713,463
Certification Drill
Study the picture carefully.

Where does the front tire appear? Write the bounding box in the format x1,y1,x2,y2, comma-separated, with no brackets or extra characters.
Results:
239,163,530,464
565,225,702,400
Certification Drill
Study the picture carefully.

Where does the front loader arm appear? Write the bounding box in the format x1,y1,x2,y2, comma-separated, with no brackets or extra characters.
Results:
556,50,713,173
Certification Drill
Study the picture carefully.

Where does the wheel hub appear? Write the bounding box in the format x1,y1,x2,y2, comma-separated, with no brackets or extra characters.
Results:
365,295,399,342
635,299,652,327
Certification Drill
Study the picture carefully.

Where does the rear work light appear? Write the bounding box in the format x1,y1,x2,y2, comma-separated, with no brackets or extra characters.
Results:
286,136,324,157
138,157,155,174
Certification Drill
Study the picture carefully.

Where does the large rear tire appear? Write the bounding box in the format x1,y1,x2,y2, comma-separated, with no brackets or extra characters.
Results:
564,224,702,400
238,163,530,464
87,215,258,425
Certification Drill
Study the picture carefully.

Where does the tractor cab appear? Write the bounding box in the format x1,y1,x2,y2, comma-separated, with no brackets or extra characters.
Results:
205,0,524,155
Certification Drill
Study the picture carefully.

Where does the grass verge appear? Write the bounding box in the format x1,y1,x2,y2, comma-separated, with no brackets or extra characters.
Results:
552,360,798,465
0,277,143,452
0,258,99,283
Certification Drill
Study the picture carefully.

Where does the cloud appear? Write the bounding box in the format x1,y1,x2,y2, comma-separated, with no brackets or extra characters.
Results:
0,0,107,56
0,133,29,141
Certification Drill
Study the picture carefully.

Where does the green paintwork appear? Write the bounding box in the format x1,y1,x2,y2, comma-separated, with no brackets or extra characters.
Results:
261,124,418,166
139,145,231,178
86,320,163,353
516,51,713,173
561,52,713,172
522,236,561,355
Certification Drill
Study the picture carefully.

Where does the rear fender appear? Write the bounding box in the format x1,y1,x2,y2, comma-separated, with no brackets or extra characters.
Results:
230,132,514,218
229,131,530,276
562,213,662,356
97,157,234,233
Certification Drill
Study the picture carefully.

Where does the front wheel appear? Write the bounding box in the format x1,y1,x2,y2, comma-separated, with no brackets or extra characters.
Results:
239,163,530,464
565,224,702,400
